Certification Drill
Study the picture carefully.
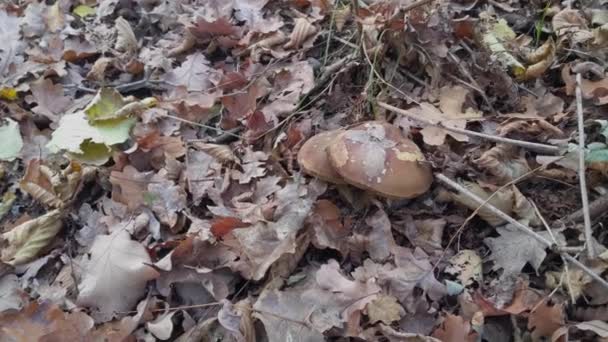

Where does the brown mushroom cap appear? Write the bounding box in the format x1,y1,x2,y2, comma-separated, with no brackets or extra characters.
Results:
297,130,346,184
327,121,432,198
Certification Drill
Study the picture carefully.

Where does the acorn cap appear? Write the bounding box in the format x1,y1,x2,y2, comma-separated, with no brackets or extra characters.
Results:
297,130,346,184
327,121,433,198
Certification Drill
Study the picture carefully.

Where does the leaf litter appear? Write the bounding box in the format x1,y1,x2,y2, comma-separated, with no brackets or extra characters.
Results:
2,0,608,341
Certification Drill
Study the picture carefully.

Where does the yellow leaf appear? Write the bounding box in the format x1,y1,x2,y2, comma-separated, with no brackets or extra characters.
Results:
73,5,96,18
0,87,18,101
1,209,63,265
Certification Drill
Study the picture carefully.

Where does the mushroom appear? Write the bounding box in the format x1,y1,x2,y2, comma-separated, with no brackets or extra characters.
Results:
297,129,346,184
326,121,433,199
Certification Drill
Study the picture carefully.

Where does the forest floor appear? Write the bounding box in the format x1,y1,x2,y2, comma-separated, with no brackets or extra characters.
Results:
1,0,608,341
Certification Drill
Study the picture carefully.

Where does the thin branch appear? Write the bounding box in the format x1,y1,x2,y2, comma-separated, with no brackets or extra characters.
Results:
575,73,596,259
377,101,562,154
436,173,608,291
401,0,436,11
164,114,241,138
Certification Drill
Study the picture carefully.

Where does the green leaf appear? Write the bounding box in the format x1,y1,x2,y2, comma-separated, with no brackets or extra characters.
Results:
47,111,135,165
0,118,23,161
586,149,608,163
84,88,129,122
73,5,96,18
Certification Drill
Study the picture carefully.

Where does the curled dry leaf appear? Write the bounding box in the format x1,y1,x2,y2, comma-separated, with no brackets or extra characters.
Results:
523,38,555,80
1,209,63,265
194,142,238,165
552,9,587,36
474,144,530,185
449,181,514,226
366,295,404,324
20,159,64,208
114,16,138,56
284,18,317,49
334,5,351,32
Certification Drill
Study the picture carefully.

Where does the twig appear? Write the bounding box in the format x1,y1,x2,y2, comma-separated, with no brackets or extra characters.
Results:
561,196,608,224
436,173,608,291
377,101,562,154
401,0,436,11
531,200,576,303
164,114,241,138
575,73,596,259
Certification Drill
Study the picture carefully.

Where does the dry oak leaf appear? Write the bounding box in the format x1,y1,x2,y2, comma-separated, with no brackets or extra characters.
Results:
484,224,564,280
28,78,71,122
163,52,221,92
366,295,404,324
77,229,160,321
432,314,478,342
562,65,608,105
0,301,94,341
110,166,154,210
405,85,482,146
284,18,317,49
528,300,565,341
474,144,530,185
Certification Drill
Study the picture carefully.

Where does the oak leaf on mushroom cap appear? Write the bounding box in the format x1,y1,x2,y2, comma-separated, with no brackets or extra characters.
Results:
297,129,346,184
327,121,433,199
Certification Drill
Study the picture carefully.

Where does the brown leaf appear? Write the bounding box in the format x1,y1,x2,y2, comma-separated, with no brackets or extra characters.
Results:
211,216,249,238
163,52,221,92
366,295,404,324
194,143,238,165
0,301,94,341
431,314,478,342
28,78,71,122
20,159,63,208
284,18,317,49
110,166,154,210
528,300,565,341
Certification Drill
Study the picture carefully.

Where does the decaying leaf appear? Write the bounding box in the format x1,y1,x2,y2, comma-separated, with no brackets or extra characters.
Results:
0,301,95,341
432,314,478,342
77,229,160,321
1,209,63,265
284,18,317,49
527,300,565,341
366,295,404,324
114,16,138,55
194,142,238,165
474,144,530,185
445,249,482,287
484,224,564,280
449,181,514,226
0,118,23,161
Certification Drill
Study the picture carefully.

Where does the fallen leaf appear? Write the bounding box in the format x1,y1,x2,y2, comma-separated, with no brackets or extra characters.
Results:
484,224,564,280
475,144,530,185
445,250,482,287
28,78,71,122
575,320,608,338
449,181,514,226
0,301,94,341
431,314,477,342
147,178,187,227
1,209,63,265
366,295,404,324
77,229,160,321
0,118,23,161
211,216,249,238
284,18,317,49
163,52,221,92
528,300,564,341
0,274,25,312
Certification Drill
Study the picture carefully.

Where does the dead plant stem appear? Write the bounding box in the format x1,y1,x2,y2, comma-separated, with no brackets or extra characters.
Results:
575,73,596,259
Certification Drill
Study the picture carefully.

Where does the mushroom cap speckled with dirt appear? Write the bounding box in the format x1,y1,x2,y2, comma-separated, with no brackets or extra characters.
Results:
326,121,433,199
297,129,346,184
